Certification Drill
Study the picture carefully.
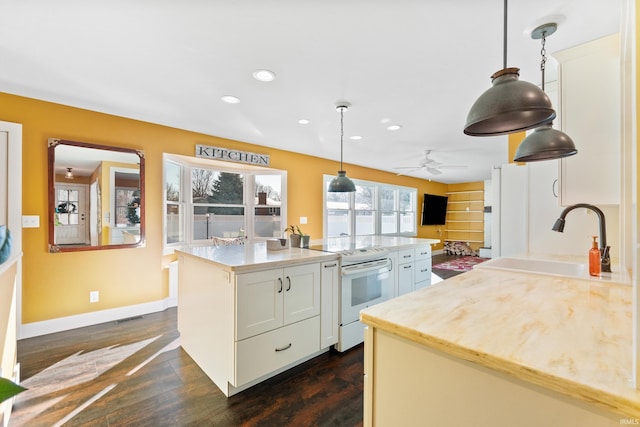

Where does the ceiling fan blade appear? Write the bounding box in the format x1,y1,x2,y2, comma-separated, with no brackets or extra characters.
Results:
437,165,467,170
426,167,443,175
396,167,423,176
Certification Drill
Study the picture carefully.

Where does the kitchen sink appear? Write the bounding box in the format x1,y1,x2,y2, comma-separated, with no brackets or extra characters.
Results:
475,257,588,279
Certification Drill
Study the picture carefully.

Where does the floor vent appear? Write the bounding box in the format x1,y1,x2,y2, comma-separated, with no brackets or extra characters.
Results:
115,315,144,324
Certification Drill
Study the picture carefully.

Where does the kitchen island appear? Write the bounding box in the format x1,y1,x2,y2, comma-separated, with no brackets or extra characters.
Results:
176,242,339,396
360,265,638,426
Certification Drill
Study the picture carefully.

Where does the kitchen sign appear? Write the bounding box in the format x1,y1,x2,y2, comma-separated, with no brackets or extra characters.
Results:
195,144,270,167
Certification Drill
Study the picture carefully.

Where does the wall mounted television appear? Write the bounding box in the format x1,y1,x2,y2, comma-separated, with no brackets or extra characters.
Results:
421,193,448,226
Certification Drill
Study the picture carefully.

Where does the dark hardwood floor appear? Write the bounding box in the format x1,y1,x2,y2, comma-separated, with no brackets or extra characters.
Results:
10,254,464,427
10,308,363,427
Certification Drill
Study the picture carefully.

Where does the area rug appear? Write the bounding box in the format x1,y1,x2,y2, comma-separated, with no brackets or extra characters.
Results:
432,256,490,272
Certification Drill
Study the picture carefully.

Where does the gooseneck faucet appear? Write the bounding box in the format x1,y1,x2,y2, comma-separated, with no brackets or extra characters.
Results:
551,203,611,273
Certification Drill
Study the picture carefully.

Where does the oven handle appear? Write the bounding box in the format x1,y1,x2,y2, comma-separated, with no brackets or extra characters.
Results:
341,258,391,276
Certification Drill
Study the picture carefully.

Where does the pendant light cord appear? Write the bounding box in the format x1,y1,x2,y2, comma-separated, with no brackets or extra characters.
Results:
502,0,507,69
540,32,547,91
339,106,345,170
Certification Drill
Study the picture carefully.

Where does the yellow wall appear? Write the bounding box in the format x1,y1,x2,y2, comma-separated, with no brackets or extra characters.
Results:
0,92,448,324
508,132,526,163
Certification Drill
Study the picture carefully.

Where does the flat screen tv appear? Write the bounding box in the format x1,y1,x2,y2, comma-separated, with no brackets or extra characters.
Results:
421,193,448,225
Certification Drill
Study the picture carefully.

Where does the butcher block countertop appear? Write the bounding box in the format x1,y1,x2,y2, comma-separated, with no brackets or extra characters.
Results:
360,266,639,418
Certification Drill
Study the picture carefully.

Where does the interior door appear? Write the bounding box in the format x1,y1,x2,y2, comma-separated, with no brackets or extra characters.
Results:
54,183,88,245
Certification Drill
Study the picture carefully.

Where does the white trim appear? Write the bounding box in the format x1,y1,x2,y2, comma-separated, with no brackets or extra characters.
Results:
20,297,177,339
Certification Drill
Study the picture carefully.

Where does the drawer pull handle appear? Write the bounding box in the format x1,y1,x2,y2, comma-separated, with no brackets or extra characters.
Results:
324,263,338,268
278,278,283,293
275,343,292,352
285,276,292,291
421,269,429,273
403,255,411,259
404,265,412,269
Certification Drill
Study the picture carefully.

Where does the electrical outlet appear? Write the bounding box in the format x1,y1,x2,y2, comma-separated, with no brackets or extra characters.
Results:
22,215,40,228
299,216,307,224
89,291,99,303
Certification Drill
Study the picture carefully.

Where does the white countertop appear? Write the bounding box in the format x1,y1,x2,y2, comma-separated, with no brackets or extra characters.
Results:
309,236,440,251
176,242,339,272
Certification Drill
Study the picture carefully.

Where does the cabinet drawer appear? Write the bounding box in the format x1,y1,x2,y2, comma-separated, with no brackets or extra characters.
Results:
414,245,431,261
234,316,320,387
397,249,414,264
415,259,431,283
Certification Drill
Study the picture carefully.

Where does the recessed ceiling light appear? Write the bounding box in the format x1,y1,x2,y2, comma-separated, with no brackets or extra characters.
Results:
298,119,310,125
253,69,276,82
380,118,392,124
221,95,240,104
350,135,363,140
387,124,402,131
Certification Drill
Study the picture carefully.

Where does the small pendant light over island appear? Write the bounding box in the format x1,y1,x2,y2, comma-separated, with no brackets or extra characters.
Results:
328,102,356,193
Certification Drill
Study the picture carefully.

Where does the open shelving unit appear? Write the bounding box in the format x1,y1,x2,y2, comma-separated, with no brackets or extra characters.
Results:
444,189,484,251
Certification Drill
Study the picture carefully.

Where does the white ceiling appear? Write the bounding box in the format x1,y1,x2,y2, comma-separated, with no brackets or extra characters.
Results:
0,0,621,183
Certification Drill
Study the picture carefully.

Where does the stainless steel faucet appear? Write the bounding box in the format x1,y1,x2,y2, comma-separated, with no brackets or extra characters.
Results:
552,203,611,273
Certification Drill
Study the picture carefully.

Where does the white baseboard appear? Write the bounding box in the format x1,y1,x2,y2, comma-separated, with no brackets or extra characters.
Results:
19,297,177,339
432,249,444,255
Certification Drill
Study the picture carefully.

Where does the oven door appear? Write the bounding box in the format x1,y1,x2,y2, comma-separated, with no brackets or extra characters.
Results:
340,258,393,325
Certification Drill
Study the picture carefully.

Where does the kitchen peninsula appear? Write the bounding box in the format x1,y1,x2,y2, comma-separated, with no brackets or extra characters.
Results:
360,265,637,426
176,236,439,396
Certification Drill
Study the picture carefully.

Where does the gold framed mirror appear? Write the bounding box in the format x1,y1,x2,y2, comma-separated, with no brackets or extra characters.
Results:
48,138,145,252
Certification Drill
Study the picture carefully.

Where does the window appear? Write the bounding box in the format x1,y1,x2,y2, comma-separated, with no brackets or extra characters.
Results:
163,154,286,251
165,160,184,244
323,175,416,238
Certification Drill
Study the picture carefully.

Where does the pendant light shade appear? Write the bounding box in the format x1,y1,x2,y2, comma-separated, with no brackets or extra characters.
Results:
513,123,577,162
463,0,556,136
513,23,577,162
464,68,556,136
65,167,74,179
328,103,356,193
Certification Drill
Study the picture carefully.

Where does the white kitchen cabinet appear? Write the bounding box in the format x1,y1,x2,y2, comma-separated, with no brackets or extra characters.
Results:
320,260,339,348
554,33,620,206
396,248,414,296
393,245,432,295
177,248,335,397
414,245,432,290
236,263,320,341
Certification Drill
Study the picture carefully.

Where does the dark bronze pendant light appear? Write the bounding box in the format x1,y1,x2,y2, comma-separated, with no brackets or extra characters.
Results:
513,23,577,162
464,0,556,136
328,103,356,192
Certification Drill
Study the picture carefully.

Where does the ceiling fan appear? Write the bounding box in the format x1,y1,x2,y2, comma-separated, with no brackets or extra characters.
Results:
394,150,467,176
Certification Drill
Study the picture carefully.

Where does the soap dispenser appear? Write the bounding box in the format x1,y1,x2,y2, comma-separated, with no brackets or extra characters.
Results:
589,236,601,277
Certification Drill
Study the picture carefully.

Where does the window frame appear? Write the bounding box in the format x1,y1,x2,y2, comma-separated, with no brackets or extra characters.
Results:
322,174,417,238
163,154,287,254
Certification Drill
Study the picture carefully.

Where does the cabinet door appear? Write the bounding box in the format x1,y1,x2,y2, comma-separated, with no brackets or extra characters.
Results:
397,262,413,296
556,33,620,205
415,259,431,288
283,263,321,325
320,260,339,348
415,245,431,260
236,268,284,340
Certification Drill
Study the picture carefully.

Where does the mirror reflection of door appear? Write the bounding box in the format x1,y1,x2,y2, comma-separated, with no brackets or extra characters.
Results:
55,184,88,245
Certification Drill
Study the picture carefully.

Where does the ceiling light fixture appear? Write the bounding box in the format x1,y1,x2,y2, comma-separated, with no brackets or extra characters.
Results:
350,135,363,141
513,23,577,162
328,102,356,193
252,69,276,82
463,0,556,136
221,95,240,104
65,167,74,179
298,119,310,125
386,125,402,131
